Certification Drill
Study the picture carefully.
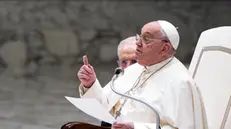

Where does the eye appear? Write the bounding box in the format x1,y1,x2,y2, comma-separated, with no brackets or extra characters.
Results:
143,36,151,42
121,60,127,64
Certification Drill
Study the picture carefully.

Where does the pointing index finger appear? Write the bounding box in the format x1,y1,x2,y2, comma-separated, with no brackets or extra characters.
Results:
83,55,89,65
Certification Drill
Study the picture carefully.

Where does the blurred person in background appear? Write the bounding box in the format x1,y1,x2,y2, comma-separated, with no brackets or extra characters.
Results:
116,36,137,69
101,36,137,127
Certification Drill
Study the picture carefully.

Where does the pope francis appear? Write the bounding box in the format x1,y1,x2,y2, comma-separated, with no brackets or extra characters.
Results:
77,20,208,129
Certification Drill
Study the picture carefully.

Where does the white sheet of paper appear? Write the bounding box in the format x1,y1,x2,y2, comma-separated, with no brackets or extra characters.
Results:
65,96,115,124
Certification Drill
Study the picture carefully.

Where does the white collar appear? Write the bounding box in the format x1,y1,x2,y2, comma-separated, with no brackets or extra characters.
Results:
143,57,174,74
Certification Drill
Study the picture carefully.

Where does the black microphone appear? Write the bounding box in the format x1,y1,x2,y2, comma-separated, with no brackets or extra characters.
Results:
110,67,161,129
114,67,124,76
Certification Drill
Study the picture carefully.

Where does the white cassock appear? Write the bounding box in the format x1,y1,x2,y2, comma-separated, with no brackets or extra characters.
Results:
79,57,208,129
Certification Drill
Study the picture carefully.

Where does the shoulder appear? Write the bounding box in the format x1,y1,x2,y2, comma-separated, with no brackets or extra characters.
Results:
115,63,143,82
164,57,196,90
123,63,143,75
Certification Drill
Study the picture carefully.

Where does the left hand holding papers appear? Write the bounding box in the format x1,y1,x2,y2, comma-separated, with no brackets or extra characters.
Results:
112,122,134,129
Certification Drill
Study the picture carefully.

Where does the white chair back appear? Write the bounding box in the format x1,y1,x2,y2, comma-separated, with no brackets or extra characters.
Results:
188,27,231,129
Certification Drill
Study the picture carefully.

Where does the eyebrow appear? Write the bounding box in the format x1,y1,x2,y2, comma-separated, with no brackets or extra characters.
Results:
142,32,152,36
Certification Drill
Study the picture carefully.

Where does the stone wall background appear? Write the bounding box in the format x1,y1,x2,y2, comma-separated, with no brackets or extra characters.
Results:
0,1,230,77
0,1,231,129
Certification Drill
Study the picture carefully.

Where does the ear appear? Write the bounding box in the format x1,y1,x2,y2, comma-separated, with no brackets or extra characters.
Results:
160,43,171,55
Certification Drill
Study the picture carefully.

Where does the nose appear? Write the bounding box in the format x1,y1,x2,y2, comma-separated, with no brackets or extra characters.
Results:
136,39,142,48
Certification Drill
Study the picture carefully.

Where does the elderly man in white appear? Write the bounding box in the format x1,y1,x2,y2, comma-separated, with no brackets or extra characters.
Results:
117,36,137,69
77,20,207,129
102,36,137,127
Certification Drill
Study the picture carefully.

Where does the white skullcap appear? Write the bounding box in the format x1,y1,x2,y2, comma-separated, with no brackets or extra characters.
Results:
157,20,180,50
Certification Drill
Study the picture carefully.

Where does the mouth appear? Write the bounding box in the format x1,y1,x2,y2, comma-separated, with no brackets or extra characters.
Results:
136,49,142,54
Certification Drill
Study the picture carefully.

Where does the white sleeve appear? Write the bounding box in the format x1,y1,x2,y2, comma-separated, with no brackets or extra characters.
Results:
161,80,195,129
78,78,120,111
134,123,174,129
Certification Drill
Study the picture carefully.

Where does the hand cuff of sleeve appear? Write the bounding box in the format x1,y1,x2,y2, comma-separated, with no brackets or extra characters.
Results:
133,122,158,129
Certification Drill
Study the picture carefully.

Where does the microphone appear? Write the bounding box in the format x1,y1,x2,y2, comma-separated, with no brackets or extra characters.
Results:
114,67,124,76
110,67,161,129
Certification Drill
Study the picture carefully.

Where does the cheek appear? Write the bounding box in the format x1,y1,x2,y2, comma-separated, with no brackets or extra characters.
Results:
145,44,157,54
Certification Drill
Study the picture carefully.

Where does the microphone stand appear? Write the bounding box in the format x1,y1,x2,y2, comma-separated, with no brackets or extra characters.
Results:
110,68,161,129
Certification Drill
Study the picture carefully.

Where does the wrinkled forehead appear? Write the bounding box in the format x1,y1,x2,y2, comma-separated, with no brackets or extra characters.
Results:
141,22,162,36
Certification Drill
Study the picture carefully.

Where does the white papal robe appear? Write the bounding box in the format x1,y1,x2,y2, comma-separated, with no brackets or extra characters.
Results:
79,57,208,129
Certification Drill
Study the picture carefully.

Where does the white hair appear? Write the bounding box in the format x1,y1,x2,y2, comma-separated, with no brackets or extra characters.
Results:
117,36,136,57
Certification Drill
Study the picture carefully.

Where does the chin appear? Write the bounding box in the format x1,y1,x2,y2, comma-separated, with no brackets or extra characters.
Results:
137,60,146,66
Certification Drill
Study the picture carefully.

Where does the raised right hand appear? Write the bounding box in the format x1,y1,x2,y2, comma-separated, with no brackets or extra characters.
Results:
77,55,96,88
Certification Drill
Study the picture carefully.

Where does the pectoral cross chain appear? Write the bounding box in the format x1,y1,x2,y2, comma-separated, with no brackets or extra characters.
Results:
115,98,128,119
115,110,121,118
